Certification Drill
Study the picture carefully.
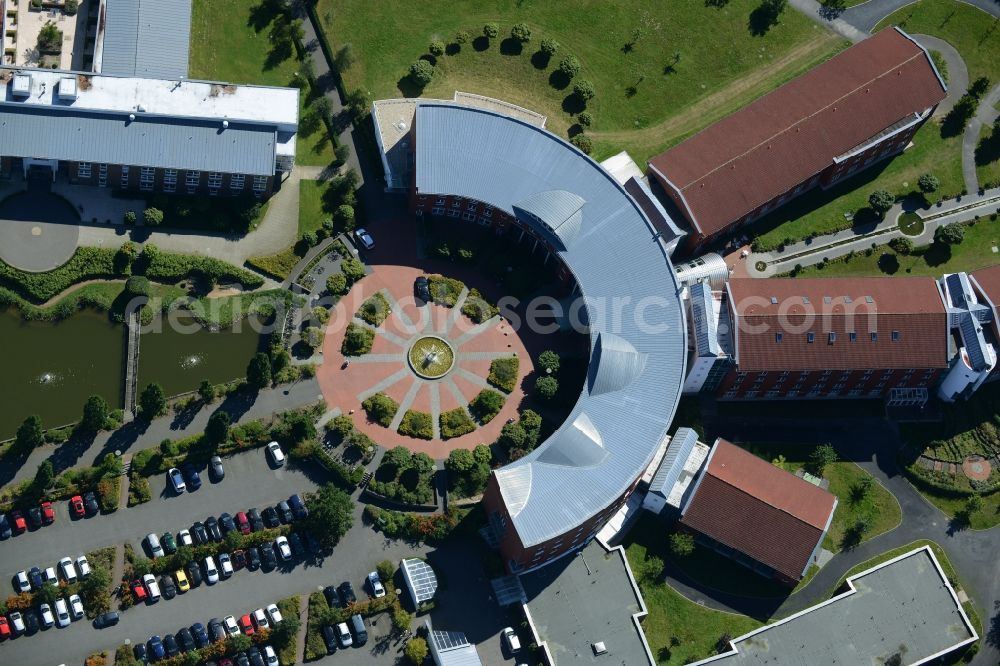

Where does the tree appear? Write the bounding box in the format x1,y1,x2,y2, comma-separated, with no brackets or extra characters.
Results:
326,273,348,295
405,637,429,665
669,532,695,557
511,23,531,42
558,55,581,78
37,21,62,52
198,380,215,404
15,415,45,453
573,79,595,101
888,237,913,255
576,111,593,127
809,443,837,475
335,204,356,231
342,257,365,283
230,634,252,653
301,484,355,553
205,410,231,446
498,422,527,452
408,60,434,87
383,446,412,470
138,383,167,420
918,173,939,194
247,352,273,390
473,444,492,465
537,350,561,374
377,559,396,583
34,460,55,490
570,133,593,154
143,207,164,226
36,582,60,606
483,22,500,39
540,37,559,56
759,0,787,21
445,448,475,473
934,222,966,246
966,493,984,516
303,326,325,349
534,375,558,400
81,395,110,433
123,210,137,225
332,43,355,73
64,0,79,15
428,40,445,57
520,410,543,447
455,30,470,45
124,275,150,298
969,76,991,99
868,190,895,218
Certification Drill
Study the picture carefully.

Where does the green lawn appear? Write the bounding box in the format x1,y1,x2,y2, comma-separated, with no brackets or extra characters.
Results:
189,0,335,167
977,123,1000,189
316,0,846,162
624,518,762,665
753,121,963,251
299,179,331,236
795,215,1000,277
875,0,1000,85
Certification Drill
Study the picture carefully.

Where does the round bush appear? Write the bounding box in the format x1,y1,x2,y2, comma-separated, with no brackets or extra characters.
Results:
409,60,434,87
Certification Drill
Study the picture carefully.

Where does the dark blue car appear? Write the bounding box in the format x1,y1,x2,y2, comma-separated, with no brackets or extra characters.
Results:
28,567,43,590
289,494,308,520
192,622,210,648
182,464,202,491
148,635,166,660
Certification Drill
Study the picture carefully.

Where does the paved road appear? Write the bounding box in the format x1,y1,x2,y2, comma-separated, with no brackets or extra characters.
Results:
843,0,1000,33
911,34,967,119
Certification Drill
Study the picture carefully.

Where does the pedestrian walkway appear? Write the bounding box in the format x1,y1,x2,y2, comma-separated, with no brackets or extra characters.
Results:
294,593,309,664
964,83,1000,193
787,0,868,42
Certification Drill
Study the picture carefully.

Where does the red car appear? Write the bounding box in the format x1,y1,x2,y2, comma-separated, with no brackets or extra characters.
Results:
40,501,55,525
70,495,85,519
0,616,10,639
10,510,26,534
238,614,255,635
131,579,147,602
235,512,251,535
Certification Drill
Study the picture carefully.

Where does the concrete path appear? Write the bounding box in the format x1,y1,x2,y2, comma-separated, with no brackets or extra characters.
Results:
788,0,868,42
294,593,309,664
964,83,1000,193
911,34,967,119
843,0,1000,33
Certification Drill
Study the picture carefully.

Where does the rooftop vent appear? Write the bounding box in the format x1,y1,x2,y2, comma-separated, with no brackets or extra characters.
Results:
592,642,608,656
11,73,32,98
222,120,229,129
770,296,778,305
57,76,78,101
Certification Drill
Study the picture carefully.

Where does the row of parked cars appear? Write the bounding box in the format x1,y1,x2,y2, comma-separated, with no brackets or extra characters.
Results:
316,579,381,654
0,501,55,538
134,603,284,665
166,455,226,494
0,591,86,639
13,554,92,593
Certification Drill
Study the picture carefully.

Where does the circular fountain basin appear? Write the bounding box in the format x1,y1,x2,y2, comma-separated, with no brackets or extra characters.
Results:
408,335,456,379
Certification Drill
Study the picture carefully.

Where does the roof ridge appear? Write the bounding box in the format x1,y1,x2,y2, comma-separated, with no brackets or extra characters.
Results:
683,49,926,190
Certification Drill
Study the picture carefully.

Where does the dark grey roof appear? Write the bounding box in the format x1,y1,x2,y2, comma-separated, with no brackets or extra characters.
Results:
691,282,723,357
0,105,276,175
413,102,686,548
695,546,977,665
101,0,192,78
649,427,699,497
522,540,654,665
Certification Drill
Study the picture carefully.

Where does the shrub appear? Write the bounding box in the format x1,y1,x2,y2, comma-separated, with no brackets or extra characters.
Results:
429,40,445,57
405,637,429,664
511,23,531,42
398,410,433,439
534,375,558,400
326,272,348,295
573,79,595,101
124,275,151,298
888,237,913,255
809,443,837,475
64,0,79,15
342,322,374,355
461,288,498,323
669,532,696,557
469,389,505,423
143,207,164,226
335,203,356,231
408,60,434,87
483,22,500,39
558,55,581,78
427,274,465,306
341,257,365,284
537,350,561,374
362,392,400,427
540,37,559,56
918,173,939,194
488,356,520,392
570,133,593,154
934,222,966,246
455,30,470,45
577,111,593,127
358,292,391,326
868,190,895,218
440,408,476,439
246,352,272,389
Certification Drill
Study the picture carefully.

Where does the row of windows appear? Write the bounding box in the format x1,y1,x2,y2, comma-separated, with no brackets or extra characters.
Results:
775,330,901,344
79,164,265,193
725,383,930,399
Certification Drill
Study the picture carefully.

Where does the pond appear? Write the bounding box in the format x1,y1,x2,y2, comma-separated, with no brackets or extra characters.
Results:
0,308,123,439
139,313,265,398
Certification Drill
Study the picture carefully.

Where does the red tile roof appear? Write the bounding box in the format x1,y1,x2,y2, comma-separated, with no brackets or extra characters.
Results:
726,277,948,371
680,439,837,581
648,28,946,237
972,265,1000,311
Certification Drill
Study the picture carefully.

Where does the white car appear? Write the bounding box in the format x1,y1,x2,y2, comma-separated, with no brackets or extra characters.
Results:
39,603,55,627
58,557,77,583
355,228,375,250
76,555,91,579
15,569,30,593
8,612,25,634
275,536,292,561
266,441,285,467
68,594,84,619
203,556,219,584
177,529,193,547
218,552,234,578
252,608,269,631
54,598,71,628
146,533,164,559
223,615,240,637
168,467,186,493
44,567,58,586
263,645,279,666
142,573,161,601
336,622,353,648
265,602,283,625
367,571,386,598
502,627,522,653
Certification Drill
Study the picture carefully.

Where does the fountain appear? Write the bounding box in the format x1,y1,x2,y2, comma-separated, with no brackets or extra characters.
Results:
408,335,455,379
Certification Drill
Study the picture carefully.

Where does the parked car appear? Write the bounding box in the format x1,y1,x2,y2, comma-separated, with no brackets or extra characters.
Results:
246,547,261,571
260,543,278,571
69,495,85,519
40,501,54,525
323,585,341,609
336,622,353,648
147,636,165,661
247,647,266,666
265,603,283,625
275,536,292,561
77,554,91,578
287,532,305,557
414,276,431,304
232,549,247,570
54,598,71,628
68,594,84,620
192,622,210,648
252,608,270,631
175,568,190,593
8,612,25,636
93,611,120,629
178,528,194,547
159,575,176,600
263,645,279,666
239,614,255,635
0,514,11,540
236,511,252,535
339,581,357,605
185,561,203,587
321,625,338,654
502,627,522,653
218,552,234,578
163,633,180,657
130,579,147,602
27,506,43,530
288,493,309,519
177,626,196,652
204,556,220,584
162,531,177,555
15,569,31,593
182,464,202,491
28,566,43,590
39,603,55,628
350,613,368,646
168,467,186,494
58,557,77,583
146,533,164,558
43,567,58,586
208,617,226,642
83,491,100,516
142,573,161,601
223,615,240,638
355,227,375,250
220,512,237,535
261,507,280,528
209,455,225,482
247,508,265,532
9,510,26,534
191,522,209,545
205,516,222,541
234,653,250,666
266,441,285,467
0,616,8,639
367,571,386,598
276,501,293,524
23,610,39,635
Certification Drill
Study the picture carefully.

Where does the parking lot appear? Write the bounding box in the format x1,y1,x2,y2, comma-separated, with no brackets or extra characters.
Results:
0,447,520,666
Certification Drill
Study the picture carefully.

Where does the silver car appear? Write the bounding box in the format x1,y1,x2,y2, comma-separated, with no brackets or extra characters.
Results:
355,228,375,250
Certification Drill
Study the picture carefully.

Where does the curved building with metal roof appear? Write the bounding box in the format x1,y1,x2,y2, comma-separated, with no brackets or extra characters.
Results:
374,99,687,573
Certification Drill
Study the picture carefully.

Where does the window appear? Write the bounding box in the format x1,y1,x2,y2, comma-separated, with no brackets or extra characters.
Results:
828,332,836,344
467,202,477,211
163,169,177,193
452,199,461,208
186,170,201,190
462,211,475,221
207,172,223,193
435,198,445,206
483,207,493,217
77,162,91,178
230,174,245,191
140,167,154,191
807,332,815,343
432,207,445,216
446,209,460,218
849,332,857,343
98,163,108,187
892,330,900,342
775,332,783,343
120,165,130,187
871,332,878,342
252,176,267,194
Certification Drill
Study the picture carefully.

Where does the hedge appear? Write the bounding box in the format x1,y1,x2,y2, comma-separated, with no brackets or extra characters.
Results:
427,274,465,307
144,251,264,288
460,287,498,323
362,392,399,428
397,410,433,440
488,356,519,393
342,322,375,355
357,292,391,326
289,440,364,489
439,408,476,440
469,389,505,424
364,505,468,543
245,247,301,281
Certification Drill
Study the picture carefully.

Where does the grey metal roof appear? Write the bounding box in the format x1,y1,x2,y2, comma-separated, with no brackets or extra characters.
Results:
401,558,437,604
0,105,276,175
695,547,977,666
414,102,686,548
691,282,723,357
649,428,699,497
512,190,585,249
587,332,649,397
428,627,483,666
101,0,192,79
